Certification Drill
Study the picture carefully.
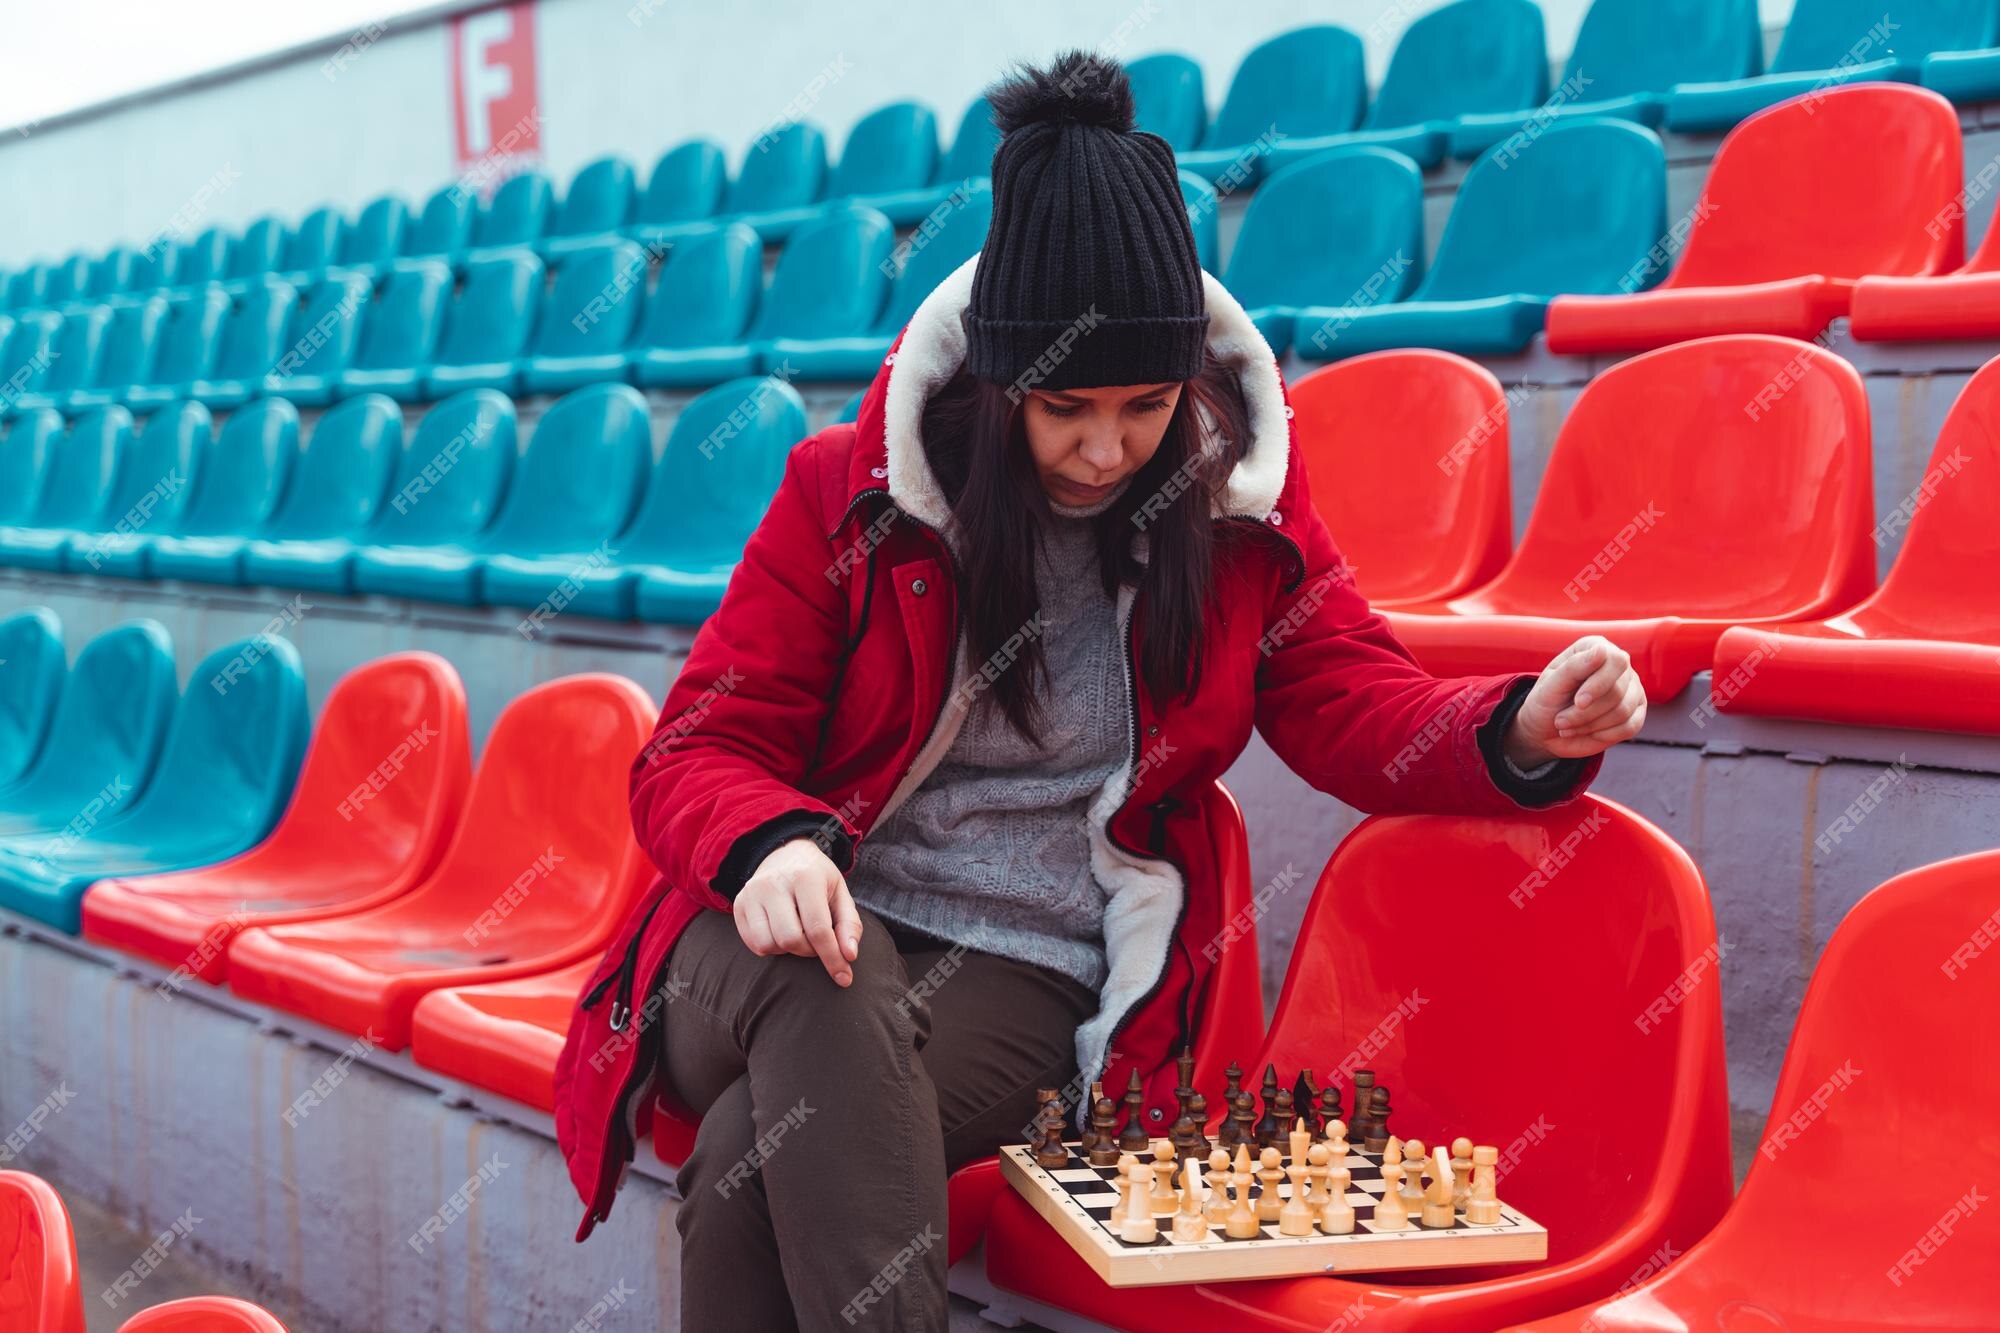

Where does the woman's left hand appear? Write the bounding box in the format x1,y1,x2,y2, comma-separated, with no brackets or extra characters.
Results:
1504,635,1647,767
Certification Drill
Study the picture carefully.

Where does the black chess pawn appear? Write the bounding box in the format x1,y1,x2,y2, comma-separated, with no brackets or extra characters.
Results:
1352,1070,1378,1143
1186,1092,1212,1157
1254,1065,1283,1146
1230,1089,1257,1150
1033,1097,1069,1169
1170,1111,1199,1159
1267,1088,1296,1149
1292,1069,1321,1137
1317,1084,1344,1140
1118,1067,1151,1153
1364,1085,1393,1154
1088,1097,1121,1166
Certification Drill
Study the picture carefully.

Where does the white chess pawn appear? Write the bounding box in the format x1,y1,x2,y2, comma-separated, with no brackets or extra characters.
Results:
1373,1159,1412,1231
1149,1141,1179,1215
1172,1158,1208,1242
1464,1144,1503,1226
1121,1161,1159,1243
1320,1154,1356,1235
1204,1148,1232,1226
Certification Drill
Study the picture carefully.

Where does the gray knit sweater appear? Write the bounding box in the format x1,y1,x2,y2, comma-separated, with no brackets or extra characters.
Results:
844,478,1135,991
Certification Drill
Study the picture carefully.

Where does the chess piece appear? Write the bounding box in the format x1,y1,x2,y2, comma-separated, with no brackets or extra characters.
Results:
1170,1111,1199,1159
1304,1141,1329,1209
1292,1069,1321,1136
1174,1048,1197,1122
1317,1084,1343,1141
1088,1098,1121,1167
1172,1158,1208,1242
1374,1158,1411,1230
1450,1137,1474,1213
1324,1118,1350,1167
1351,1070,1377,1142
1121,1161,1159,1243
1150,1140,1179,1215
1320,1148,1357,1236
1269,1088,1296,1147
1078,1081,1104,1157
1464,1144,1503,1226
1033,1095,1069,1169
1421,1145,1456,1228
1255,1146,1284,1223
1114,1153,1138,1221
1279,1157,1315,1236
1287,1125,1311,1177
1225,1147,1260,1239
1119,1067,1150,1153
1205,1148,1232,1225
1186,1092,1212,1157
1398,1139,1427,1213
1364,1085,1393,1154
1155,1131,1177,1167
1254,1065,1282,1146
1229,1089,1257,1151
1217,1062,1245,1148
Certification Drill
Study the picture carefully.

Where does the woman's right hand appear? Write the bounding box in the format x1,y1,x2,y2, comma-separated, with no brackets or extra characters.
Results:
733,836,864,987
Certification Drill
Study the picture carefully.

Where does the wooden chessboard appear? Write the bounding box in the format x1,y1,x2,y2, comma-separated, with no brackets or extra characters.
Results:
998,1140,1548,1288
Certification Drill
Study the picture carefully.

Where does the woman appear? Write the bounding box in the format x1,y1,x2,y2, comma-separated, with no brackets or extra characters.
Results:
557,50,1645,1331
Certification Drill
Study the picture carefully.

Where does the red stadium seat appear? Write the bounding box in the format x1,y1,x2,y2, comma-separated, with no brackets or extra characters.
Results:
1291,351,1513,609
224,674,656,1050
117,1297,289,1332
1510,850,2000,1331
410,957,596,1114
1712,355,2000,733
1851,197,2000,341
1381,335,1877,700
0,1171,84,1333
984,795,1734,1330
80,653,472,983
1545,85,1964,354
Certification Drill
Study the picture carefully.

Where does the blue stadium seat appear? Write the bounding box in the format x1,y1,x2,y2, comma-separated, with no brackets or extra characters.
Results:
851,97,1001,223
187,279,298,409
337,261,452,401
64,403,208,578
60,295,168,412
632,376,806,624
1266,0,1550,174
0,410,60,527
767,184,992,380
1179,171,1219,272
748,206,895,375
626,222,764,388
170,227,233,293
1292,119,1667,361
519,240,650,394
479,384,658,619
125,286,231,411
262,273,373,405
142,398,299,584
467,171,555,259
543,156,639,258
5,264,49,312
0,631,309,936
250,389,514,595
0,608,64,790
822,102,946,229
832,388,865,425
42,254,91,309
720,121,830,239
1449,0,1763,157
405,185,479,264
223,217,287,296
1923,33,2000,103
83,247,138,306
11,308,110,413
356,383,642,607
1667,0,1997,132
182,395,402,592
1127,54,1208,151
628,140,730,245
277,205,346,287
0,620,176,840
125,244,178,299
340,195,410,278
1177,27,1367,185
0,407,135,571
1225,147,1426,355
0,312,63,410
425,251,542,396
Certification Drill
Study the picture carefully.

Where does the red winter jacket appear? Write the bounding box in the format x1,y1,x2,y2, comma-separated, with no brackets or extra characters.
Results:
554,256,1599,1239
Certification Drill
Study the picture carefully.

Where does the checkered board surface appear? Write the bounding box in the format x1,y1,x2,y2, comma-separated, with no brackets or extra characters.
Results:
998,1141,1548,1287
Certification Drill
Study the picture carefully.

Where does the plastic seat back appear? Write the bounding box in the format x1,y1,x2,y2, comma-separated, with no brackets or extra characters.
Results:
1664,84,1965,288
5,621,176,819
285,205,345,273
1420,119,1665,300
0,1171,84,1333
534,241,649,358
877,185,993,333
0,313,61,393
748,206,895,343
343,195,409,269
473,170,554,250
84,403,209,556
635,140,728,229
40,309,110,396
406,185,477,259
0,410,61,524
172,398,297,539
266,395,401,541
229,218,286,286
1771,0,1998,73
483,383,650,552
1482,335,1874,620
349,262,450,373
4,264,48,311
28,407,132,530
726,120,828,214
0,609,64,787
832,101,940,197
145,287,231,388
1229,147,1424,317
208,280,298,382
1126,53,1207,151
173,228,233,289
367,390,518,544
1256,796,1730,1267
42,255,90,307
87,247,139,302
1291,351,1512,605
1177,173,1218,273
433,252,541,367
553,156,637,239
942,97,1002,181
270,274,371,386
635,223,761,349
1564,0,1763,99
128,244,178,295
1364,0,1549,130
1203,26,1365,149
115,1296,289,1332
621,376,805,566
91,295,169,391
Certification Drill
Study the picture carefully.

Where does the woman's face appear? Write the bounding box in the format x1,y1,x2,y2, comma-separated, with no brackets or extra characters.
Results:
1022,382,1184,506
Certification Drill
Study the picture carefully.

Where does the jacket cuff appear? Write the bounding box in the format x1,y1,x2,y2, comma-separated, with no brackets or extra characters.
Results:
713,809,855,901
1477,676,1588,809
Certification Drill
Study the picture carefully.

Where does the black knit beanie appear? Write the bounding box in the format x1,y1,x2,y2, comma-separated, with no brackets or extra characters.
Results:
964,49,1210,394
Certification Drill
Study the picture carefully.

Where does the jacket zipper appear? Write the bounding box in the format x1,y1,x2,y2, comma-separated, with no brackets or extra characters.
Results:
582,888,673,1032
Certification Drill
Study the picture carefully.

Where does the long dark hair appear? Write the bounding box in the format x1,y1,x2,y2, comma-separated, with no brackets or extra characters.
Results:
918,346,1255,748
